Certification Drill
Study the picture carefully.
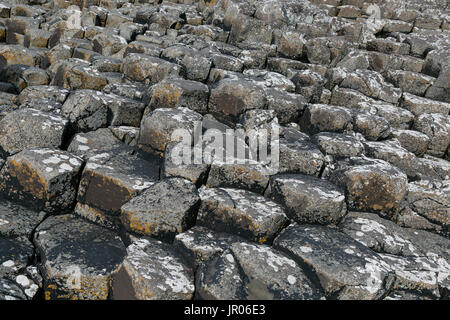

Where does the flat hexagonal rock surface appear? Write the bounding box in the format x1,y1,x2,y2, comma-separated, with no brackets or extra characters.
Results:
0,148,83,213
112,238,194,300
1,0,450,301
197,186,289,244
33,214,126,300
120,178,200,241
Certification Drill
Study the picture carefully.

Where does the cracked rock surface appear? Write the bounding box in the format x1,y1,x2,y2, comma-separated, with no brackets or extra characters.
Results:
0,0,449,300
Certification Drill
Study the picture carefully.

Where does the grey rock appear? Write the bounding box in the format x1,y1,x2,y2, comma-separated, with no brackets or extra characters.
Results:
34,214,126,300
112,238,194,300
173,226,244,269
197,186,289,244
120,178,200,241
273,224,392,300
329,157,408,217
267,174,347,225
0,148,83,213
0,108,68,157
197,241,321,300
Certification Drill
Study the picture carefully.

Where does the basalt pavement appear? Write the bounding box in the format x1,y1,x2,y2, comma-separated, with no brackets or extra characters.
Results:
0,0,449,300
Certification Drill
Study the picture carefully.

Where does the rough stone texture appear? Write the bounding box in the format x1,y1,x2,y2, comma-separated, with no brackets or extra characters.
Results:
0,108,68,157
1,0,450,301
197,186,289,244
267,173,347,225
196,241,322,300
329,157,408,217
33,214,126,300
0,148,83,213
112,238,194,300
120,178,200,241
138,107,202,153
76,152,160,228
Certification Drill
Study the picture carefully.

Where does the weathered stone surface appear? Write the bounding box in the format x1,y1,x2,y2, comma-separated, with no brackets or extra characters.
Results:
279,135,325,176
67,128,124,159
0,199,46,239
76,152,159,228
34,214,126,300
148,78,209,114
138,107,202,153
208,78,266,126
300,104,353,135
121,53,184,83
197,241,322,300
313,132,365,158
197,187,289,244
391,130,430,157
112,238,194,300
62,90,146,133
0,108,68,157
363,139,419,179
402,93,450,117
413,113,450,158
161,44,212,82
206,159,275,195
353,113,391,141
339,211,450,297
49,59,107,91
403,180,449,232
0,148,83,213
163,141,209,186
329,157,408,217
274,224,392,300
267,174,347,225
173,226,244,268
120,178,200,241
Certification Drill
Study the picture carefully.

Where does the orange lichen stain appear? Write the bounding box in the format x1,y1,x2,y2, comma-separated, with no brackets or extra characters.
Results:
152,83,182,108
8,159,48,199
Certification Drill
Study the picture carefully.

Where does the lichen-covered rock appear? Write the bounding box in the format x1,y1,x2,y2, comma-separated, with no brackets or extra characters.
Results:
279,136,325,176
391,130,430,157
313,132,365,158
0,148,83,213
121,53,184,84
0,108,68,157
67,128,124,159
267,174,347,225
196,241,322,300
0,199,46,239
197,187,289,244
138,107,202,153
112,238,194,300
163,141,209,186
329,157,408,217
76,152,159,228
208,78,266,126
404,180,449,232
339,211,450,297
299,104,353,135
33,214,126,300
148,78,210,114
62,90,146,133
274,224,393,300
173,226,244,268
49,59,107,91
120,178,200,241
413,113,450,158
